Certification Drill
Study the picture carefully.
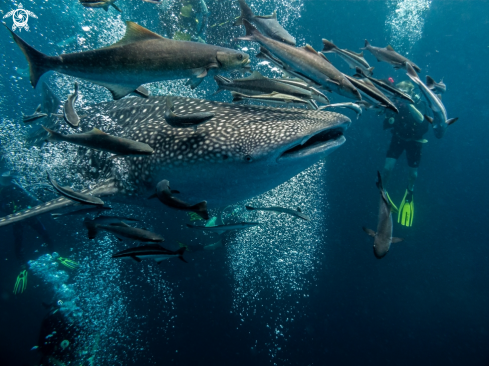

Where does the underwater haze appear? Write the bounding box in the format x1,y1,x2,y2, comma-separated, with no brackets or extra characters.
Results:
0,0,488,365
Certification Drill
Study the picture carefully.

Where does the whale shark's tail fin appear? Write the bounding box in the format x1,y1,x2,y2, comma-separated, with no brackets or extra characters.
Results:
0,179,119,228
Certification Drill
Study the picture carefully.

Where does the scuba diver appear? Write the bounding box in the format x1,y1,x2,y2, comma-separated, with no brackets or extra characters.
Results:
0,169,55,294
381,80,430,227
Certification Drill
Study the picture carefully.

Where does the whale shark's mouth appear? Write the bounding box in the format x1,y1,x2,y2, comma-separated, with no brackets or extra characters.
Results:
278,124,348,162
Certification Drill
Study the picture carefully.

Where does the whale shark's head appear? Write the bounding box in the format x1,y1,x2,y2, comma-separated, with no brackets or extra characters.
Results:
86,97,350,207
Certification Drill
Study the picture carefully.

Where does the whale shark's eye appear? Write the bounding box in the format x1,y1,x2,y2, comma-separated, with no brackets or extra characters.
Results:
244,155,252,162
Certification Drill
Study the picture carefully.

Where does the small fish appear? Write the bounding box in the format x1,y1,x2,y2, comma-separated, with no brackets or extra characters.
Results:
319,103,362,119
363,172,402,259
164,97,214,129
43,126,154,157
186,222,260,235
274,78,330,105
344,75,398,113
79,0,121,12
353,67,414,104
84,219,164,242
22,104,47,123
322,39,374,76
63,82,83,128
405,63,457,138
426,76,446,94
112,244,187,264
232,91,318,110
47,173,105,206
51,206,112,219
82,216,140,238
234,0,296,46
361,40,421,72
148,179,209,219
245,205,310,221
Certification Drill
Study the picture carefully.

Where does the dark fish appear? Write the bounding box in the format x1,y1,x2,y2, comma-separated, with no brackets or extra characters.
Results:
405,63,457,138
363,172,402,259
344,75,398,113
63,82,83,128
79,0,121,12
5,21,250,99
232,91,317,110
321,39,373,75
82,216,139,238
354,67,414,104
51,206,112,219
0,96,350,228
43,126,154,157
148,179,209,219
47,173,105,206
23,104,47,123
164,97,214,129
112,244,187,264
84,219,164,242
238,20,361,100
234,0,296,46
426,76,446,94
361,40,421,72
186,222,260,235
245,205,310,221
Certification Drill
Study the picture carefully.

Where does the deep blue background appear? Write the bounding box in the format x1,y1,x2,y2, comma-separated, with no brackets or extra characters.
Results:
0,1,488,365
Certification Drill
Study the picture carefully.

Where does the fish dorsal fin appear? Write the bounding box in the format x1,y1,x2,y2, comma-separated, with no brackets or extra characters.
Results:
318,52,331,63
35,104,41,113
426,75,435,88
386,45,395,51
88,128,108,135
110,22,165,48
297,207,302,212
363,78,375,87
303,44,318,54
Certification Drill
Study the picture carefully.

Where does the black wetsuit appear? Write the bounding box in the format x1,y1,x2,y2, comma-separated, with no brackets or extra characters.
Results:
384,100,429,168
0,184,53,263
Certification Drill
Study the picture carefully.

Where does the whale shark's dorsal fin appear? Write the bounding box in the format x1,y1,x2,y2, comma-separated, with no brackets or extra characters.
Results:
110,21,167,48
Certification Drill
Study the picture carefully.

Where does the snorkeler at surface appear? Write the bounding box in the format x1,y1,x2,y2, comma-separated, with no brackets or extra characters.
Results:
0,169,54,294
381,79,430,227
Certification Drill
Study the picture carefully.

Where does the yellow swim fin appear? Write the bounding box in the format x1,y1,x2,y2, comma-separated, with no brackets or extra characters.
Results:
398,189,414,227
13,269,28,295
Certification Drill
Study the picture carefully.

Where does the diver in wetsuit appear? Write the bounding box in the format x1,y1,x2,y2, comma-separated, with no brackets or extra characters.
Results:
0,171,54,294
382,80,429,227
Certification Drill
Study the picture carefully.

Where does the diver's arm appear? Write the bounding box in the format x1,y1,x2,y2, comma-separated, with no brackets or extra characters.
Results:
408,104,424,123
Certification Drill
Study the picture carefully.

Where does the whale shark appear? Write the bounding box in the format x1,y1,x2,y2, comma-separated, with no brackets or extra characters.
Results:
0,96,350,227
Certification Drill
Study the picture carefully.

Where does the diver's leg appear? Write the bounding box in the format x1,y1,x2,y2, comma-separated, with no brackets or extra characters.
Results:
382,158,397,187
383,134,403,188
406,141,422,191
408,168,418,191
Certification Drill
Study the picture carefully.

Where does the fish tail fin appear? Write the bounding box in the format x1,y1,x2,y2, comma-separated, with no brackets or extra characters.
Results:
446,117,458,126
103,5,109,11
236,19,260,41
360,39,370,50
111,3,122,12
190,201,209,220
4,23,52,88
42,126,63,142
424,115,433,124
321,39,337,53
245,205,255,211
362,227,376,237
176,247,188,263
368,67,375,74
83,218,99,240
234,0,254,26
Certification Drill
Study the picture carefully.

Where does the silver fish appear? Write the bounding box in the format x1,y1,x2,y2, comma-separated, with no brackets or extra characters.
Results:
231,91,318,110
5,21,250,99
344,75,398,114
234,0,296,46
363,172,402,259
43,126,154,157
238,21,360,100
79,0,121,12
405,63,457,138
23,104,47,123
112,244,187,263
84,219,164,242
319,103,362,120
426,76,446,94
245,205,310,221
148,179,209,220
47,173,105,206
63,82,83,128
0,96,349,227
361,40,421,72
51,206,112,219
322,39,373,76
186,222,260,235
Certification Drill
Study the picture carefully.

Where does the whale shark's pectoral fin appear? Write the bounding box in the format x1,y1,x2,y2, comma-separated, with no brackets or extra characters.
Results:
0,179,119,228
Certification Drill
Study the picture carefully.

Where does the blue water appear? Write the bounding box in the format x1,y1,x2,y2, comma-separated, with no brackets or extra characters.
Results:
0,1,488,365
